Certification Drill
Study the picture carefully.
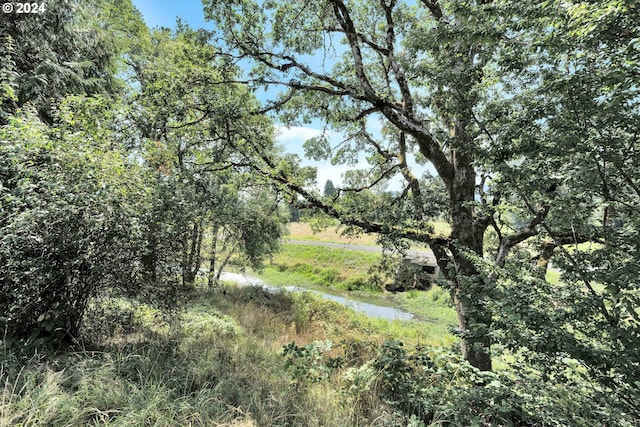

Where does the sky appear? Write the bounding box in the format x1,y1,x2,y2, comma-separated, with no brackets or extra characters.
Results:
130,0,418,191
131,0,211,30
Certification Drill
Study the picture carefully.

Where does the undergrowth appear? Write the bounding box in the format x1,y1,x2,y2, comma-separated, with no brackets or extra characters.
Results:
2,285,632,426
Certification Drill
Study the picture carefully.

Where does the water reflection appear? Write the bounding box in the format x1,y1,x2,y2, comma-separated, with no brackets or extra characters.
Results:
219,272,414,321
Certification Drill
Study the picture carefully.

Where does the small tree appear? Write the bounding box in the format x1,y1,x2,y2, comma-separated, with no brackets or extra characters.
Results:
288,204,301,222
130,25,286,288
323,179,336,197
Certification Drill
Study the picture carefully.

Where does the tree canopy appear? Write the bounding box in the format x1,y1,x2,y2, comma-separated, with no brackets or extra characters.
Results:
1,0,638,423
204,0,640,412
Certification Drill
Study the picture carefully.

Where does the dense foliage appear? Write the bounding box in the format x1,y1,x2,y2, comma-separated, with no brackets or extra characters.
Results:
204,0,639,419
1,2,285,345
0,0,124,124
0,99,148,342
1,0,639,424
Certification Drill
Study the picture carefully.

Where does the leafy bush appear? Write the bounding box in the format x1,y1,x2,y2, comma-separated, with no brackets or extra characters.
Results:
338,340,635,426
282,340,336,387
0,106,150,346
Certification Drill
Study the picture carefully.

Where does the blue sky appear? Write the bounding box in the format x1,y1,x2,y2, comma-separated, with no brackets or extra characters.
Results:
132,0,211,30
130,0,415,191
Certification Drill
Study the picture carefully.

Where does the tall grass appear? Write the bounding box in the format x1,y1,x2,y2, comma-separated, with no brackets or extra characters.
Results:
3,284,614,426
2,285,434,426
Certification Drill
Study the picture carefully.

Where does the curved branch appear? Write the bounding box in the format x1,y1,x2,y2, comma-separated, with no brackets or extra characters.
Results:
381,0,414,113
336,163,400,194
495,204,549,268
419,0,444,21
329,0,378,99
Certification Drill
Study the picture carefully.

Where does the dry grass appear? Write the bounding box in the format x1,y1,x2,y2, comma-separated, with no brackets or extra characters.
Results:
288,221,452,245
288,222,380,245
0,288,360,427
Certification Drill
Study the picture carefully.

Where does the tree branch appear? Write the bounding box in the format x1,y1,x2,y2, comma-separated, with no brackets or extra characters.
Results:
329,0,378,99
381,0,414,114
418,0,444,21
495,204,549,268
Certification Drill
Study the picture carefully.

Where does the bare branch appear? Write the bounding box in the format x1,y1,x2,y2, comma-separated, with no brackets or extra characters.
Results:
168,110,210,130
337,163,400,194
359,123,393,159
495,203,549,268
398,132,424,217
255,89,296,115
329,0,378,99
324,26,389,55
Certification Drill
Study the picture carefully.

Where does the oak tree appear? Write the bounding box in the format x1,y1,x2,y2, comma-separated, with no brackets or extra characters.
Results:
205,0,639,382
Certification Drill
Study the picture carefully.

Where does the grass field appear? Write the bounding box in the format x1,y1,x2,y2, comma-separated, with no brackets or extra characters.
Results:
287,220,452,245
259,242,458,344
1,285,456,426
263,244,381,291
287,221,380,245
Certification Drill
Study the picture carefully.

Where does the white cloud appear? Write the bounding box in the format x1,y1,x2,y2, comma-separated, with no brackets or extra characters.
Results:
275,125,325,158
314,163,352,189
275,126,323,142
273,124,431,193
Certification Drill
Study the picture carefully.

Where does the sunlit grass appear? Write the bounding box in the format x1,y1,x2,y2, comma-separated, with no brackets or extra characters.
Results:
288,220,452,244
430,221,452,237
264,244,380,292
564,241,604,254
394,286,458,327
259,240,458,346
346,314,457,349
274,244,380,272
545,269,561,284
288,221,379,245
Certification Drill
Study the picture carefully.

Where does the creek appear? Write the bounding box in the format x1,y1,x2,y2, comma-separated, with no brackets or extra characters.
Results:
219,272,414,321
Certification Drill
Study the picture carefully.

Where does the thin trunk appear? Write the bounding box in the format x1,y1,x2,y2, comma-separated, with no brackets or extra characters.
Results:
215,245,235,295
207,226,237,292
183,220,204,286
193,219,203,279
207,225,219,288
142,218,159,283
208,227,234,283
215,246,236,284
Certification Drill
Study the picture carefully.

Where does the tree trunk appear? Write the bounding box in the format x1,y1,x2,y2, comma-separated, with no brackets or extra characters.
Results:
207,225,219,288
450,255,493,372
142,219,159,283
182,220,203,286
445,155,493,371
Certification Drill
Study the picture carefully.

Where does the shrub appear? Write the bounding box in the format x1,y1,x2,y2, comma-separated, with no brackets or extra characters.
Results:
0,107,149,347
340,340,635,426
